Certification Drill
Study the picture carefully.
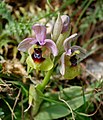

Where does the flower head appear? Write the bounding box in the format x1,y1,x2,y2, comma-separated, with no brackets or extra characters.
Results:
18,24,58,71
60,33,86,79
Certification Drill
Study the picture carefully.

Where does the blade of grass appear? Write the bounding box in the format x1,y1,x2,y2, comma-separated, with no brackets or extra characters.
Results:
78,45,103,63
71,0,88,17
73,0,94,33
83,34,103,49
2,98,17,119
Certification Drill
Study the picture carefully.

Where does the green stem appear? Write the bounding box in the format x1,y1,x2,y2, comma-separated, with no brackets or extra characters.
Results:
37,67,54,92
36,51,62,92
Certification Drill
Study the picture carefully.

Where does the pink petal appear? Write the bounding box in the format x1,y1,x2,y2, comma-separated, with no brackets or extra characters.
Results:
63,33,78,52
32,24,46,45
44,39,58,57
18,38,37,52
66,49,72,56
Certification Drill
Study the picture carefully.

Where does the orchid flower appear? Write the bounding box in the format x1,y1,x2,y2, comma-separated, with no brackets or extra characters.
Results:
60,33,86,79
18,24,58,71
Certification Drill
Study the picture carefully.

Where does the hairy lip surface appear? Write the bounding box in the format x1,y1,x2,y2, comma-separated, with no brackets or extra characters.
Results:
32,48,45,63
70,55,77,66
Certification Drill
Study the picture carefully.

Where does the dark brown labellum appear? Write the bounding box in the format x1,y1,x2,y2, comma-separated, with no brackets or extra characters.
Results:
32,48,45,63
70,55,77,66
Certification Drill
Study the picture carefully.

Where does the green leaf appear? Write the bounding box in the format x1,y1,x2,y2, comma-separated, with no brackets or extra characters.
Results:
25,84,43,115
45,86,83,101
35,104,69,120
34,86,92,120
31,86,44,116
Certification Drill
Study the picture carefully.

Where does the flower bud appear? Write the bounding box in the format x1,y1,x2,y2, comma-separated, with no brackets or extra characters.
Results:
61,15,70,33
52,14,63,41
